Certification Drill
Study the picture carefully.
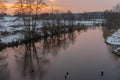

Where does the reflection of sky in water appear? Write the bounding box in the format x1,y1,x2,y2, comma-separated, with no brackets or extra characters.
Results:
1,27,120,80
0,30,77,80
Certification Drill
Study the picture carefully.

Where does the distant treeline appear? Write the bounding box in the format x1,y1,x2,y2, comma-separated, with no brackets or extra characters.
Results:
13,11,104,20
104,12,120,30
103,2,120,30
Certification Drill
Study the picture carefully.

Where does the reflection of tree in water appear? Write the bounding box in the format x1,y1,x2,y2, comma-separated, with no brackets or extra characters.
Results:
0,51,9,80
41,31,77,56
14,41,50,80
14,31,77,80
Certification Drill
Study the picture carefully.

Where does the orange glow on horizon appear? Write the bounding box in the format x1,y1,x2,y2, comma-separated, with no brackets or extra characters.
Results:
49,0,55,1
2,3,64,14
43,6,64,12
0,0,118,13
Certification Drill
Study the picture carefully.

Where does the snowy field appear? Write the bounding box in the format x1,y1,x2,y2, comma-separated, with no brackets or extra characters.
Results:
0,16,105,44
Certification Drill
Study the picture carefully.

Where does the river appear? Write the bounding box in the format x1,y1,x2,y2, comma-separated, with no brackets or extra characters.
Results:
0,26,120,80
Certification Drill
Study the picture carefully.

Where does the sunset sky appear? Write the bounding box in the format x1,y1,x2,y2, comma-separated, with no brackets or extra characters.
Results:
6,0,120,13
45,0,120,12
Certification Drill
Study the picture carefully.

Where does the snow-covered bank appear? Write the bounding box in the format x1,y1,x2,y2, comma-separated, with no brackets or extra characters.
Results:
0,17,105,44
106,29,120,45
74,19,105,26
106,29,120,55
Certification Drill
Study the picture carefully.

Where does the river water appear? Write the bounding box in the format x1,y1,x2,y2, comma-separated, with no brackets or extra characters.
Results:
0,26,120,80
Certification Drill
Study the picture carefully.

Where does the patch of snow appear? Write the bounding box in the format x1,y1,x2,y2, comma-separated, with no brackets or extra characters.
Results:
14,27,24,31
4,17,17,21
0,17,105,44
113,48,120,53
1,34,24,43
106,29,120,45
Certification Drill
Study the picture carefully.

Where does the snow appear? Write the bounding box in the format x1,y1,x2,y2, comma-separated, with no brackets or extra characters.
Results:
14,27,24,31
113,48,120,53
74,19,105,26
106,29,120,45
1,34,24,43
4,17,17,21
76,21,95,26
0,17,105,44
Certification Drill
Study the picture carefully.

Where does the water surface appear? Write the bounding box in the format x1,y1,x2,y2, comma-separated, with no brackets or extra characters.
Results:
0,27,120,80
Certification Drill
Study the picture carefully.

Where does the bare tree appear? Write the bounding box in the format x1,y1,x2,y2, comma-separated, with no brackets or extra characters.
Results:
13,0,46,39
112,2,120,12
104,2,120,30
0,0,7,14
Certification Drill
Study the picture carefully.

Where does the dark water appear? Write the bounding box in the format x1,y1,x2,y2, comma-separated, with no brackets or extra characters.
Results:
0,27,120,80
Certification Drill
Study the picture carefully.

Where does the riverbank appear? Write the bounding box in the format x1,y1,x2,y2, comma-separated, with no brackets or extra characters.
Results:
0,26,118,80
0,25,87,51
0,16,104,50
105,29,120,56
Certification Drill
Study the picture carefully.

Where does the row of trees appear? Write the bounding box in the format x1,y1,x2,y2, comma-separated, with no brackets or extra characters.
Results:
104,2,120,30
0,0,89,43
0,0,84,49
11,0,80,40
11,0,81,40
13,0,47,39
0,0,6,14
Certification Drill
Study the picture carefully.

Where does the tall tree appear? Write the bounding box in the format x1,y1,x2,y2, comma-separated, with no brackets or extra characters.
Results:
0,0,7,14
13,0,46,39
104,2,120,29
